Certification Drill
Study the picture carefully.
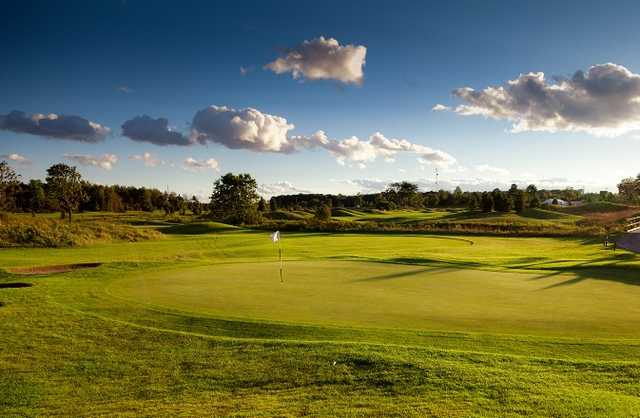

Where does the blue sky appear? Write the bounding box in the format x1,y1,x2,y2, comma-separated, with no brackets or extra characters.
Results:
2,0,640,198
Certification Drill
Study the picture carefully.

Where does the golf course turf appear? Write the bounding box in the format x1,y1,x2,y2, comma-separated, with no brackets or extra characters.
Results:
2,224,640,416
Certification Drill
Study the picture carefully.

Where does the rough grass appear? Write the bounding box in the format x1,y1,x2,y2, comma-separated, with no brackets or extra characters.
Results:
0,215,162,247
2,218,640,416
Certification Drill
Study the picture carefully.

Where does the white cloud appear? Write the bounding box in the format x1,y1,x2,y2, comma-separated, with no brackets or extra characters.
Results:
121,115,191,146
451,63,640,136
64,153,118,170
265,36,367,85
0,153,30,165
298,130,456,168
0,110,110,142
191,105,296,152
474,164,510,177
183,157,220,172
117,85,133,93
257,181,311,197
432,104,451,111
239,66,254,76
128,152,163,167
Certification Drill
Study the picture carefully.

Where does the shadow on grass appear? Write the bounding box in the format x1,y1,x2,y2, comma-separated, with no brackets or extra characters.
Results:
0,282,32,289
160,222,238,235
532,254,640,289
353,266,458,282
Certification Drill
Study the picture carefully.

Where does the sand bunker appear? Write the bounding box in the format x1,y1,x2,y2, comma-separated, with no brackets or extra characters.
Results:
8,263,102,276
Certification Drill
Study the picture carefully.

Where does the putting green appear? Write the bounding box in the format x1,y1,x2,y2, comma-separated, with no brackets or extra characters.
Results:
109,261,640,338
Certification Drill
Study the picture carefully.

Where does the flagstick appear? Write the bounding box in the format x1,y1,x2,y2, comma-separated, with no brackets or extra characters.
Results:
278,241,284,283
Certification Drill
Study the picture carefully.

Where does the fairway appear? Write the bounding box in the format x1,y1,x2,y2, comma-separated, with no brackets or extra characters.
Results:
110,260,640,338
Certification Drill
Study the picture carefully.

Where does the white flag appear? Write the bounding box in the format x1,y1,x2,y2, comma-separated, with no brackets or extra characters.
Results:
270,231,280,243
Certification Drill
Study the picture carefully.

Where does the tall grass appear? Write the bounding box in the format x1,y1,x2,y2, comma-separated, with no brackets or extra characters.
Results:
0,214,162,247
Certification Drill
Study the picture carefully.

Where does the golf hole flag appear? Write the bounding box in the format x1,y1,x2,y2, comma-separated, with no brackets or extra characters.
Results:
271,231,284,282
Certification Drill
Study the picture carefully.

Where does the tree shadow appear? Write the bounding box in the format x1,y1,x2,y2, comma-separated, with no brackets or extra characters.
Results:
353,266,457,282
533,255,640,289
0,283,33,289
160,222,238,235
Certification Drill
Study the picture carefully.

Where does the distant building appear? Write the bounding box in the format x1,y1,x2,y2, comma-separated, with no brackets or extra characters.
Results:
542,198,569,206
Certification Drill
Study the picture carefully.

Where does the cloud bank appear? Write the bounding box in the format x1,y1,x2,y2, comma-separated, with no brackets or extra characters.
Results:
258,181,311,197
0,153,30,165
122,105,456,169
449,63,640,136
121,115,191,146
64,153,118,170
296,131,456,168
183,157,219,172
265,36,367,85
129,152,163,167
0,110,110,142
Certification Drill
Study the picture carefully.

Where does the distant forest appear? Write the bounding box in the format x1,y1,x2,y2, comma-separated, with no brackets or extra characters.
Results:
1,161,639,218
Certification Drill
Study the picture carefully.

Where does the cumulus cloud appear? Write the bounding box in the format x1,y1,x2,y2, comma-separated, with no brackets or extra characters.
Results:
432,104,451,111
121,115,191,146
0,153,30,165
292,130,456,168
258,181,311,197
191,105,296,152
128,152,163,167
265,36,367,85
450,63,640,136
183,157,220,172
64,153,118,170
0,110,109,142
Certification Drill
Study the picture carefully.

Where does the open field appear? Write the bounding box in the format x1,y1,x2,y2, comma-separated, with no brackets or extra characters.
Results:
2,217,640,416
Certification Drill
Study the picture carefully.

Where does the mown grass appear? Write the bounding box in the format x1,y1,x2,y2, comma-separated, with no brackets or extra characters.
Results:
1,218,640,416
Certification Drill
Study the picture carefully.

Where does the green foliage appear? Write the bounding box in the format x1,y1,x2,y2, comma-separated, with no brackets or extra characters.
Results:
315,204,332,220
209,173,261,225
0,160,20,211
45,163,85,222
481,192,494,212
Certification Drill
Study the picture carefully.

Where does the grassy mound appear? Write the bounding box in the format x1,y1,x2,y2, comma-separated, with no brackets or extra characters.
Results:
559,201,638,214
0,215,162,247
263,210,309,221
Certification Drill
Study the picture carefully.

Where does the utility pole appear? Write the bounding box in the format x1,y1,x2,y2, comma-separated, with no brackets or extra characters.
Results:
435,168,439,187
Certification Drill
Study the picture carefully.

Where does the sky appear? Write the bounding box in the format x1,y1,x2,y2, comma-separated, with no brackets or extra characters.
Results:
2,0,640,199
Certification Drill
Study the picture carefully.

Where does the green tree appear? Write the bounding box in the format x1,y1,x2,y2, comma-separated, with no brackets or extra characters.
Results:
618,175,640,203
0,161,20,212
385,182,420,208
315,204,332,220
46,163,85,222
480,192,494,212
190,196,202,215
467,193,479,211
26,179,46,216
514,190,526,213
257,197,267,212
210,173,261,224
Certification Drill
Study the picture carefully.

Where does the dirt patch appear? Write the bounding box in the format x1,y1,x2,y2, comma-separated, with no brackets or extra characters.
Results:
0,282,33,289
8,263,102,276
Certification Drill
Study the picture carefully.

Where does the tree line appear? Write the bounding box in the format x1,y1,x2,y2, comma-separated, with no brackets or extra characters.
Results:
2,158,637,225
0,161,204,221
